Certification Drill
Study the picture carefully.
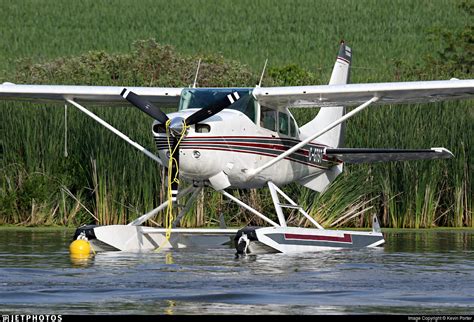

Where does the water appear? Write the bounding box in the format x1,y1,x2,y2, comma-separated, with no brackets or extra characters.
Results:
0,229,473,315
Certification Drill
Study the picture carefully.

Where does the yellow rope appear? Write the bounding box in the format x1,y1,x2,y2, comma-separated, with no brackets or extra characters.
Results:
155,119,188,252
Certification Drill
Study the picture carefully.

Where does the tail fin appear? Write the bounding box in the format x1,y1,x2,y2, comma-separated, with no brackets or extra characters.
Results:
299,41,351,148
297,41,351,193
329,41,352,85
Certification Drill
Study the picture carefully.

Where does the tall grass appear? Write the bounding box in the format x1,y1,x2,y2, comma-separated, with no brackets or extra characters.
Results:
0,0,472,227
0,0,470,79
0,41,259,226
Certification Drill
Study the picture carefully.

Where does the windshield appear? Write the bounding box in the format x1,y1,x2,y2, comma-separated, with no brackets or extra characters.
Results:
179,88,256,123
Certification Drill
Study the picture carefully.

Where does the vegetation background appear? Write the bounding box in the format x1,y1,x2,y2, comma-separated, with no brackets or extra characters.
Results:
0,0,472,228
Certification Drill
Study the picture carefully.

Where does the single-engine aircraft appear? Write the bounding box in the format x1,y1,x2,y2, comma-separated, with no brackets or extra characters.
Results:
1,42,473,255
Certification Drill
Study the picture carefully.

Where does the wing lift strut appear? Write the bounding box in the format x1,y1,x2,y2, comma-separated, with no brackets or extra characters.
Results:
65,98,183,228
247,96,380,177
66,99,163,166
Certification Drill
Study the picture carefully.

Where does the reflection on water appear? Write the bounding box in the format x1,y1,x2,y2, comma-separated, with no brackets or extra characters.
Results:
69,253,94,267
0,229,473,314
385,230,474,253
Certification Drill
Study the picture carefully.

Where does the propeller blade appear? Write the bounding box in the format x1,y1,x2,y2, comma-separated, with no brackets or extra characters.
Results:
121,88,169,124
185,91,242,125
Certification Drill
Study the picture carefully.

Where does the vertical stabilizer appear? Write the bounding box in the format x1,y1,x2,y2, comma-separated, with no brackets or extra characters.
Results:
329,41,352,85
298,42,351,193
299,41,351,148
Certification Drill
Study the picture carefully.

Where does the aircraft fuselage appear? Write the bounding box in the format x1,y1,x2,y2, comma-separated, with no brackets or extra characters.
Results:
153,108,340,189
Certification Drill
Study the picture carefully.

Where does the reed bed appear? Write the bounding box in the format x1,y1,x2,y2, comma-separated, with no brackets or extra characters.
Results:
0,0,472,228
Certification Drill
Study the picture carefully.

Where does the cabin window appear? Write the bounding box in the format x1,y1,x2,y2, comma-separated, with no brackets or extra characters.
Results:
290,116,297,137
278,112,289,135
260,106,277,132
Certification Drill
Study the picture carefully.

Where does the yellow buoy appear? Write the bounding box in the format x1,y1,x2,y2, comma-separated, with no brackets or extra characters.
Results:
69,239,91,256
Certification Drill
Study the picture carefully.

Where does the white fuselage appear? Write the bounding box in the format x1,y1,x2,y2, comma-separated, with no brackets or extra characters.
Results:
153,108,340,189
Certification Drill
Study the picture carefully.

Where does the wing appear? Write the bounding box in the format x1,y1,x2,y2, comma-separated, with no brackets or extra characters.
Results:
325,147,453,164
253,79,474,108
0,83,183,106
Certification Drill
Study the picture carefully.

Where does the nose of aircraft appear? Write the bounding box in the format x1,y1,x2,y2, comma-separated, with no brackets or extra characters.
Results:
122,88,246,200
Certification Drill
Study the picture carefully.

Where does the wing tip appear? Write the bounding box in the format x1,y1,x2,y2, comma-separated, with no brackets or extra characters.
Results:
431,147,454,158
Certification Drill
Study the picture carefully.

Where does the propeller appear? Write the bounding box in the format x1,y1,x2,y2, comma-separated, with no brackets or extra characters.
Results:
121,88,243,203
120,88,169,124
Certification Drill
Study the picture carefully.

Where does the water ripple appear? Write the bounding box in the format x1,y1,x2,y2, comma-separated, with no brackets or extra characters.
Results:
0,229,473,314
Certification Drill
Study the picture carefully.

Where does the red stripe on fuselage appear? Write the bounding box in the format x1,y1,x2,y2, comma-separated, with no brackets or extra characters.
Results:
178,141,341,163
154,135,343,167
184,135,329,147
284,233,352,243
182,146,330,169
156,135,342,163
181,140,308,156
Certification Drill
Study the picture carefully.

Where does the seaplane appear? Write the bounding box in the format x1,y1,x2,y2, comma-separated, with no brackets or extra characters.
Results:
1,42,473,255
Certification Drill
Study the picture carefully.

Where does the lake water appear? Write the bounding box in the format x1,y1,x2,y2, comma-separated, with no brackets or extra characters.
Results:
0,229,473,315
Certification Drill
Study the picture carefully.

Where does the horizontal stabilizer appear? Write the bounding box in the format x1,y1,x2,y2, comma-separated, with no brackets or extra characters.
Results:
298,164,343,193
325,147,453,164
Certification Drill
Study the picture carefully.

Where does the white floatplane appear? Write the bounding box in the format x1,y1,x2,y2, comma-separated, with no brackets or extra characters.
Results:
1,42,473,255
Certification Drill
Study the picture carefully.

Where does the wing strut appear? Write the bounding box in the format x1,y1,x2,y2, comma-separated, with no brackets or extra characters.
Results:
66,99,163,166
247,96,380,177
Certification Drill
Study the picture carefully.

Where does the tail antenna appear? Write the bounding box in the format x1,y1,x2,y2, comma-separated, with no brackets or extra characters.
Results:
192,59,202,88
256,58,268,88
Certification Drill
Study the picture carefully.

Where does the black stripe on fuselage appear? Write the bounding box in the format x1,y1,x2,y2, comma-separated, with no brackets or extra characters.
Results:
153,136,341,168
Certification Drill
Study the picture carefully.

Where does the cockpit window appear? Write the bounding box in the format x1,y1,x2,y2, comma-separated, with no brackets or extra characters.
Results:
278,112,289,135
179,88,256,123
290,117,297,137
232,93,256,122
260,106,277,132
